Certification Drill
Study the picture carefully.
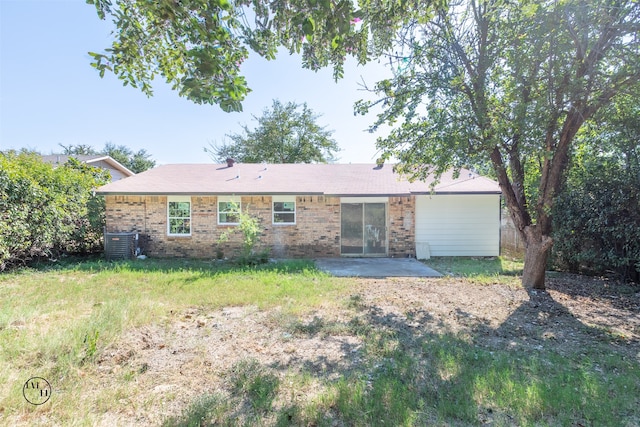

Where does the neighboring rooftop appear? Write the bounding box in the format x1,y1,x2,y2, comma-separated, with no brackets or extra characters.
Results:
42,154,107,164
96,163,500,196
42,154,135,181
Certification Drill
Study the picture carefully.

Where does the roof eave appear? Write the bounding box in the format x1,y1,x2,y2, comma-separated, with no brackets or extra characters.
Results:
87,156,136,177
96,191,327,196
96,190,501,196
410,191,502,195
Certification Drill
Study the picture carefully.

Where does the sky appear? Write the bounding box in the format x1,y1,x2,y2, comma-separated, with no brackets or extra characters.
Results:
0,0,393,166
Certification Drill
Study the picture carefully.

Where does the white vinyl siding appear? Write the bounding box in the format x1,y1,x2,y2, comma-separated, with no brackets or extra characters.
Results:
415,194,500,256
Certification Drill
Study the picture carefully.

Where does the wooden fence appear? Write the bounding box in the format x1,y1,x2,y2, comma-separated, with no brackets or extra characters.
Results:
500,209,525,257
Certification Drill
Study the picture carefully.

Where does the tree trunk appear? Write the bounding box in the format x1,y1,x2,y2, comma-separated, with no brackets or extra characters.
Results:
522,226,554,290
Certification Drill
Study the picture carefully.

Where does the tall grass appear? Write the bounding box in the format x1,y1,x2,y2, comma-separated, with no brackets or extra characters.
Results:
0,259,345,424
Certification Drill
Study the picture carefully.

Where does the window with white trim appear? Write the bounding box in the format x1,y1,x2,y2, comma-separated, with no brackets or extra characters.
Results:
218,197,241,224
167,196,191,236
273,196,296,224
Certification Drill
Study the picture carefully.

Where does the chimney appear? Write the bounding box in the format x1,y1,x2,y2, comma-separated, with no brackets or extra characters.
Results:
226,158,235,167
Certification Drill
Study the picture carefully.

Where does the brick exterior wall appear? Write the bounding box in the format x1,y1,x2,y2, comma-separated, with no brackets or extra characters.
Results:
387,196,416,258
105,195,415,258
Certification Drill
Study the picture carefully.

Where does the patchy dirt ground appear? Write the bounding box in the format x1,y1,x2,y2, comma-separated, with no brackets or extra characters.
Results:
92,274,640,425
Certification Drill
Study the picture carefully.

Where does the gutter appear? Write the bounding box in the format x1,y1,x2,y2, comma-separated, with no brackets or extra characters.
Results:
96,191,501,197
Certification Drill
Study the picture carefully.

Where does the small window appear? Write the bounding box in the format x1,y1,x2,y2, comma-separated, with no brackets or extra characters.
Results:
218,198,241,224
168,197,191,236
273,198,296,224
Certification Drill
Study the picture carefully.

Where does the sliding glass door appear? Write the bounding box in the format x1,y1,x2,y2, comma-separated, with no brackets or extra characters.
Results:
341,203,387,255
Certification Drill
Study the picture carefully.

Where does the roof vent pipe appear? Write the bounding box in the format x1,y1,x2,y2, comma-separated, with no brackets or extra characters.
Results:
226,158,235,167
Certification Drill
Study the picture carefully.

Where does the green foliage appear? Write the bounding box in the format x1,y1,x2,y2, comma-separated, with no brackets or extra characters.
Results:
61,142,156,173
553,99,640,281
103,142,156,173
215,230,229,259
82,330,100,363
355,0,640,288
236,207,261,256
366,0,639,191
87,0,430,110
216,203,270,265
0,151,109,270
88,0,252,112
59,143,97,155
553,160,640,281
205,99,340,163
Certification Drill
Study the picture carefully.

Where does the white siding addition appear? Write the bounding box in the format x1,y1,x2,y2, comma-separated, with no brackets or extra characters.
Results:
415,194,500,257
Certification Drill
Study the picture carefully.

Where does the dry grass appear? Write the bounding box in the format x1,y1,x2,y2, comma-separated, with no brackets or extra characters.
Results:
1,257,639,426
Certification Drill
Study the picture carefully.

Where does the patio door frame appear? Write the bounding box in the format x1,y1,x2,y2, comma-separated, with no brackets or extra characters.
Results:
340,197,388,256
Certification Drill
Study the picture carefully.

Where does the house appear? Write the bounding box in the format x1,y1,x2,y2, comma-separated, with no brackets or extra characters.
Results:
96,163,501,259
41,155,135,182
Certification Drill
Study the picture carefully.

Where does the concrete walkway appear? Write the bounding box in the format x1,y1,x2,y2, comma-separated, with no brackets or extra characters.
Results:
315,257,442,278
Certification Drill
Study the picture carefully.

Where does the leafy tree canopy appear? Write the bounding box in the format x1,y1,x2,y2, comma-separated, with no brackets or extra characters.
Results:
205,99,339,163
60,142,156,173
356,0,640,288
87,0,428,111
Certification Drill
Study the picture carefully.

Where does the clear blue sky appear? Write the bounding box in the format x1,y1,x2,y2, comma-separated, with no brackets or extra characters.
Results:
0,0,392,165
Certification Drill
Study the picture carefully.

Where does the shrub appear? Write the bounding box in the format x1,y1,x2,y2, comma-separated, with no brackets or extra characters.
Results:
216,202,270,265
553,156,640,281
0,151,109,270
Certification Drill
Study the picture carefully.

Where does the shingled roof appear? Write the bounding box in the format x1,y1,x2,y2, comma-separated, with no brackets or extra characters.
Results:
96,163,500,196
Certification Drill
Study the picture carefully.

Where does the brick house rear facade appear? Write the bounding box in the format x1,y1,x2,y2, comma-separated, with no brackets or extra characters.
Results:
105,194,416,258
98,164,500,259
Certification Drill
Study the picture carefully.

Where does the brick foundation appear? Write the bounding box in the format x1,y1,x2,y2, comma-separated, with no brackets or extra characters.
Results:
105,195,415,259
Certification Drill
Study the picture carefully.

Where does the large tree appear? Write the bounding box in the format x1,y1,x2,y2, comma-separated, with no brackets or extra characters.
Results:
205,100,339,163
357,0,640,289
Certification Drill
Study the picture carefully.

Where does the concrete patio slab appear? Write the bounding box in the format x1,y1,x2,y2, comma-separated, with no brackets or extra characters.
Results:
314,257,442,278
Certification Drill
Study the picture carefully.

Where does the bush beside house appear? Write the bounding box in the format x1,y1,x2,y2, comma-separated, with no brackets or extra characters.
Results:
0,151,110,270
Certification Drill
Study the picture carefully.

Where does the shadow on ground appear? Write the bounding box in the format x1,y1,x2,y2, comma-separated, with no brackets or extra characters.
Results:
164,277,640,427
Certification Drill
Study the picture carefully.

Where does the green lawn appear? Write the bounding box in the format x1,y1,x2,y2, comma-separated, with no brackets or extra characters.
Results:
423,256,524,285
1,257,638,426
